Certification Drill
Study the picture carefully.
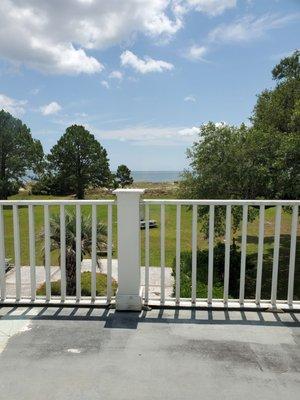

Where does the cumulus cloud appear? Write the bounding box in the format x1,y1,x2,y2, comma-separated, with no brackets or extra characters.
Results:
0,93,27,116
178,126,199,136
101,80,109,89
120,50,174,74
214,121,227,127
0,1,236,75
208,13,300,43
40,101,61,116
184,95,196,102
109,70,123,80
186,45,208,61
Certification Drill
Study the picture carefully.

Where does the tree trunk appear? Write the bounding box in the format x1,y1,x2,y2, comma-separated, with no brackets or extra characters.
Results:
76,183,85,199
66,252,77,296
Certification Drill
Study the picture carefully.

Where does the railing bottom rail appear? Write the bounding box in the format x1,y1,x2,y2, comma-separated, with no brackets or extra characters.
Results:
0,297,113,308
145,299,300,311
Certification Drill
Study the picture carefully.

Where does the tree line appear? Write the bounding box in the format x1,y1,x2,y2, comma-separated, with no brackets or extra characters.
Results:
176,51,299,300
0,119,133,200
179,50,300,236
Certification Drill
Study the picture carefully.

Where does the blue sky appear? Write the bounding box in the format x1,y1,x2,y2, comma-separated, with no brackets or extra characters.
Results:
0,0,299,171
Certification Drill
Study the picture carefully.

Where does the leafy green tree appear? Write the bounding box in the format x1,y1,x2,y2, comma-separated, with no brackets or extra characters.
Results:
114,164,133,188
47,125,111,199
179,123,258,237
41,210,107,295
251,50,300,198
272,50,300,81
0,110,44,199
180,51,300,237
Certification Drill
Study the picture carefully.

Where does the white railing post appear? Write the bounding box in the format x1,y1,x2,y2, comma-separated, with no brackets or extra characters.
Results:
114,189,145,311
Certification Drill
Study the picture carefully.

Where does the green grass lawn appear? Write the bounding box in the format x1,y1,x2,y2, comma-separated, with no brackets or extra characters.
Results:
2,191,299,299
37,271,118,296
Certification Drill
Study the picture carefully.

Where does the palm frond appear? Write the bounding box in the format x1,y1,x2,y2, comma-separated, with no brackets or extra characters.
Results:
40,208,108,258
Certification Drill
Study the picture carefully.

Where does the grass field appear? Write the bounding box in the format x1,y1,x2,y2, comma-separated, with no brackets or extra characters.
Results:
2,184,300,299
37,272,118,296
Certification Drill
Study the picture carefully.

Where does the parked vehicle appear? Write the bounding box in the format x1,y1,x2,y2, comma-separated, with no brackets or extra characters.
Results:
140,219,157,229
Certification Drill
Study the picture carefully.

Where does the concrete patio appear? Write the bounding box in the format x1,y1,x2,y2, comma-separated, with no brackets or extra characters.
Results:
0,306,299,400
4,259,174,299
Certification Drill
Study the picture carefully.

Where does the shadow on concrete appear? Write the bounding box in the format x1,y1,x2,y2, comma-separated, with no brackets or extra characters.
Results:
0,305,300,329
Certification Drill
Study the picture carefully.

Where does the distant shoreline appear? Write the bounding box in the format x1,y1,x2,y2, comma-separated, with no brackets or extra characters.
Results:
130,171,181,183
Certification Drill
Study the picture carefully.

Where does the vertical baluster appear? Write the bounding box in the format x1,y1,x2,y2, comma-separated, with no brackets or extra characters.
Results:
255,205,265,304
76,204,81,301
60,205,66,301
107,204,113,302
239,205,248,304
207,205,215,304
28,205,36,301
160,204,165,305
271,205,282,306
223,205,231,303
145,203,150,303
91,204,97,301
44,205,51,301
175,204,181,304
191,205,197,304
287,205,298,306
0,205,6,300
13,205,21,301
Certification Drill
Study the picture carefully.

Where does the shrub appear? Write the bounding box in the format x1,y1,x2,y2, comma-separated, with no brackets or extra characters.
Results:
31,174,71,195
172,242,256,299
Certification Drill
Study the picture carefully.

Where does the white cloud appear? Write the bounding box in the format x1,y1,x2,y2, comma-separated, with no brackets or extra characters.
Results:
40,101,61,116
0,1,236,75
209,13,300,43
178,126,199,136
175,0,236,17
186,45,208,61
101,80,109,89
184,95,196,102
189,45,207,60
0,93,27,116
121,50,174,74
214,121,227,127
109,70,123,80
94,125,199,145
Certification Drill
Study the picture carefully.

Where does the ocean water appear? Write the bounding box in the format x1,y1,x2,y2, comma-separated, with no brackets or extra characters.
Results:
131,171,181,182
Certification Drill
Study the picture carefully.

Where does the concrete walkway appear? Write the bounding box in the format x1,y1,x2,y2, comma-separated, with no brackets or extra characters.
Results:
4,259,174,298
0,306,299,400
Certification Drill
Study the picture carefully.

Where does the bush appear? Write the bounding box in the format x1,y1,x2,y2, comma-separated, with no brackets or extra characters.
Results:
31,174,71,196
0,179,19,198
36,271,117,296
172,242,256,299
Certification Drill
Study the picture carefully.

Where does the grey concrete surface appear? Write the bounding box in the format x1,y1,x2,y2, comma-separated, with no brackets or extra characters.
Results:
0,306,299,400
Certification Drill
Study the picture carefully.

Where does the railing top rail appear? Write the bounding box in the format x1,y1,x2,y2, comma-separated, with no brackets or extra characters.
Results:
0,199,116,206
143,199,300,206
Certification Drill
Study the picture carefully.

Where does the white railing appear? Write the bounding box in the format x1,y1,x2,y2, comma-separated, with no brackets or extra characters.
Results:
0,192,299,310
143,199,300,309
0,199,115,305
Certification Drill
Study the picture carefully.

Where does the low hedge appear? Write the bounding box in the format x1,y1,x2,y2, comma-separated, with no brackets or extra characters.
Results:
172,242,257,299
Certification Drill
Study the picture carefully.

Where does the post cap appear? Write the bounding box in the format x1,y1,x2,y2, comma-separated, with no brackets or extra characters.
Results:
113,188,145,195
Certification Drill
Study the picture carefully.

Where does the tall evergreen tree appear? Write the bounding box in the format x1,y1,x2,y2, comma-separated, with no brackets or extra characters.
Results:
47,125,111,199
0,110,44,199
115,164,133,188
